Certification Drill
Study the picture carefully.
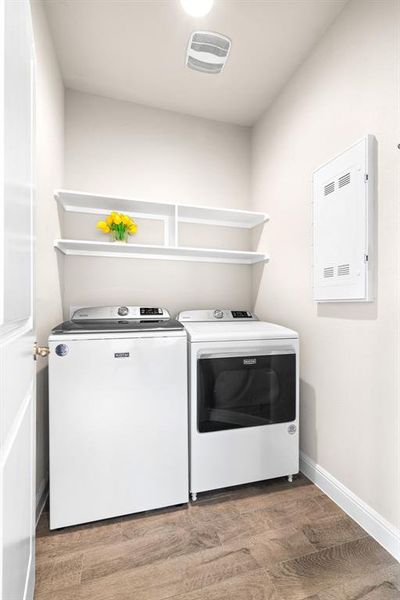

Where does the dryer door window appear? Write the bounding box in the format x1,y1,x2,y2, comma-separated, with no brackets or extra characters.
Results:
197,353,295,432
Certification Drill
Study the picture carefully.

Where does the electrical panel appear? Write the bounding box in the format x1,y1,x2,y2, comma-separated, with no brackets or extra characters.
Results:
313,135,375,302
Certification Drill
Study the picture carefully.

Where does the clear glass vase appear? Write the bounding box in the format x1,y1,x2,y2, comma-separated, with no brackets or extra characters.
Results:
111,229,129,243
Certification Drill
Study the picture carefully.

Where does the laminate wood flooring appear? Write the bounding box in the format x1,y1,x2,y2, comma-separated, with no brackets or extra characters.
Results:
34,475,400,600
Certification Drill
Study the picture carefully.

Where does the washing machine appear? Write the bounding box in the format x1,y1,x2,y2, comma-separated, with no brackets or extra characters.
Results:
48,306,188,529
177,309,299,500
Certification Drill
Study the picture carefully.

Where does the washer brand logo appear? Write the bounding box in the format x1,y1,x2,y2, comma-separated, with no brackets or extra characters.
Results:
114,352,130,358
243,358,256,365
55,344,68,357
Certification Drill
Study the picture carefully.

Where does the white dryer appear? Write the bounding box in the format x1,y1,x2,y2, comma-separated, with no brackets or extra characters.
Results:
48,306,188,529
177,309,299,500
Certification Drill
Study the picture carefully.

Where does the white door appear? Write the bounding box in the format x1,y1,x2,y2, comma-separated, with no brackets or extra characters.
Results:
0,0,36,599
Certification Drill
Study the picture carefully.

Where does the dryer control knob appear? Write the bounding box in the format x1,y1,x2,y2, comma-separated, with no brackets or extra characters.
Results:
118,306,129,316
213,310,224,319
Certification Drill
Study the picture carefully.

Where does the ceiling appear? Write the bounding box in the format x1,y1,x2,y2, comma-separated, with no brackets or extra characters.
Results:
44,0,347,126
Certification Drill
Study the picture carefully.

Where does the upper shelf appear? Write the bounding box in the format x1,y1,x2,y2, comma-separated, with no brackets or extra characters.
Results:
55,189,269,229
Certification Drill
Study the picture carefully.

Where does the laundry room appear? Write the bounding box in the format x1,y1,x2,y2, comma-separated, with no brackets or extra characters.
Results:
1,0,399,599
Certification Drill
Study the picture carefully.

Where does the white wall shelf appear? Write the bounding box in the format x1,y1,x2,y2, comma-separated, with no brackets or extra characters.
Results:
54,240,269,265
55,189,269,229
54,189,269,264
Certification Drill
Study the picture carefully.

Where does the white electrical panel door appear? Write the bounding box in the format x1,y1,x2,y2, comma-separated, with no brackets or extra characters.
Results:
313,135,375,302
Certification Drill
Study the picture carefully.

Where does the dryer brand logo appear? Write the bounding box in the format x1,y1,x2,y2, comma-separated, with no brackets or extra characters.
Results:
114,352,130,358
243,358,256,365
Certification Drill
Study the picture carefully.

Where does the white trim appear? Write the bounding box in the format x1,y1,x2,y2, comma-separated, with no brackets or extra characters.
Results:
300,452,400,562
35,475,48,526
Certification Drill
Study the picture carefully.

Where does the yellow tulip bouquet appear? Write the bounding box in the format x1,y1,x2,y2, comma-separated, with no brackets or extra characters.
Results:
97,212,138,243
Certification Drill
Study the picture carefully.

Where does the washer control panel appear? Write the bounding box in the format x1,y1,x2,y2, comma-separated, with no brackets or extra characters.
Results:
177,309,258,322
140,307,163,316
72,306,170,321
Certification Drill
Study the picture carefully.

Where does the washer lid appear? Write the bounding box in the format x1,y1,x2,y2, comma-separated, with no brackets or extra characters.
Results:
51,318,184,335
181,320,298,342
50,305,185,335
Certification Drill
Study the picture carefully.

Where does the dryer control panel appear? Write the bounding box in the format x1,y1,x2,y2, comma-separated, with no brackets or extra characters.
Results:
177,309,258,322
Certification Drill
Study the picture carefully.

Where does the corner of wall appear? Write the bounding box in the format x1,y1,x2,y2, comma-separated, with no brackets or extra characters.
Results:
31,0,65,511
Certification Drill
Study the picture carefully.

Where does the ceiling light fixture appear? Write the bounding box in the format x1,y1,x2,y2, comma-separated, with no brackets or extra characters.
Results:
180,0,214,18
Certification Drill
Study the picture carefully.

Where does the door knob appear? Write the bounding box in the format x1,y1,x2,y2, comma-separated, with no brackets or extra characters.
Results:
33,342,50,360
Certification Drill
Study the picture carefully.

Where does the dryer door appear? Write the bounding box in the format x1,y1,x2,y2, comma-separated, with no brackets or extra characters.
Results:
197,351,295,432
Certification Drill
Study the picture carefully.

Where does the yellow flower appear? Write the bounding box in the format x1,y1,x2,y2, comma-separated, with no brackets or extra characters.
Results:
96,220,111,234
98,213,136,236
129,222,138,234
107,212,118,225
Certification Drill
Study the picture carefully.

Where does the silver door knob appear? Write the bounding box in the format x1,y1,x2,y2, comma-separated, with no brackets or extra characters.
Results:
213,310,224,319
33,342,50,360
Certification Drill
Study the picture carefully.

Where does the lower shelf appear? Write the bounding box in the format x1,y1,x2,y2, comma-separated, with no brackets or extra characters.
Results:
54,239,269,265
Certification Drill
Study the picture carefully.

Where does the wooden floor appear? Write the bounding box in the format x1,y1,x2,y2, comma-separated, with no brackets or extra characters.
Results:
35,475,400,600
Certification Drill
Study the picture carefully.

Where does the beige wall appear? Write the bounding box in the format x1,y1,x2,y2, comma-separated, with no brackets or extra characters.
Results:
251,0,399,528
65,90,250,209
62,90,253,317
31,0,64,509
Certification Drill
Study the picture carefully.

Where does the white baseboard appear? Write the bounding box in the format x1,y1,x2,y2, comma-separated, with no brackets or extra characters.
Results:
300,452,400,562
35,475,48,526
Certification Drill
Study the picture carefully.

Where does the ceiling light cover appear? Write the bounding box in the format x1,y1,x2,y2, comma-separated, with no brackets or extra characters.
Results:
180,0,214,18
186,31,231,74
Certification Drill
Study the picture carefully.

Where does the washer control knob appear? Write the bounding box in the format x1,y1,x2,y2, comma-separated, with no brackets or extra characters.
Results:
213,309,224,319
118,306,129,316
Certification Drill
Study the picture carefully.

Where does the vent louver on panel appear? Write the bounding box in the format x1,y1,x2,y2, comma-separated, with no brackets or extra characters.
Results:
337,263,350,276
192,31,231,51
192,32,230,53
338,172,351,188
323,267,334,278
324,182,335,196
187,56,223,74
186,31,231,74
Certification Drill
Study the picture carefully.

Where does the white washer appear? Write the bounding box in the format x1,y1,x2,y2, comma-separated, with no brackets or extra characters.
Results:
48,306,188,529
177,309,299,501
